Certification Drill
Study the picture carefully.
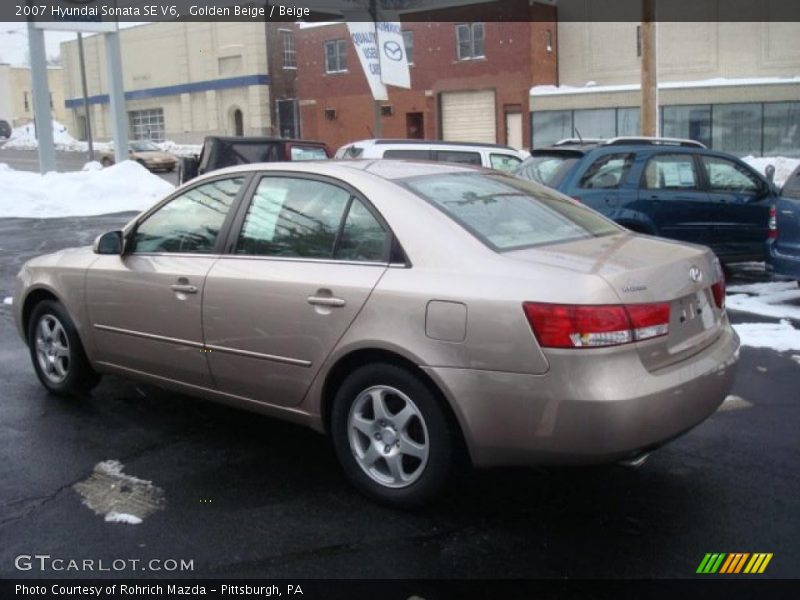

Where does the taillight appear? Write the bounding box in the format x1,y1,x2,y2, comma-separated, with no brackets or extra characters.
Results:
522,302,670,349
768,205,778,239
712,279,726,310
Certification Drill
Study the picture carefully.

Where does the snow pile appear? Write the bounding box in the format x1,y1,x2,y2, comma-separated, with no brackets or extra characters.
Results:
726,281,800,321
742,156,800,188
156,140,201,157
733,320,800,352
0,161,173,218
3,120,92,152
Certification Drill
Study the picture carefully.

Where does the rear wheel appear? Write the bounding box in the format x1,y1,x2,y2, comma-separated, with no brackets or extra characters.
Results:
331,363,457,507
28,300,100,397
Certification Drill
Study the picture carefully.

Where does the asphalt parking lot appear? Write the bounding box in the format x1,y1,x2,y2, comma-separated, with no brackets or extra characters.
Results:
0,213,798,580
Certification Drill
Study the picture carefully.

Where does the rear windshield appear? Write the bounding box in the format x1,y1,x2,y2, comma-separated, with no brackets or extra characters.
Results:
515,153,580,187
290,145,328,161
401,172,620,251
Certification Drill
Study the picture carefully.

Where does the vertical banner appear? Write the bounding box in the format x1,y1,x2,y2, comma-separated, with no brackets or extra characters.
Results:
376,21,411,89
346,21,388,101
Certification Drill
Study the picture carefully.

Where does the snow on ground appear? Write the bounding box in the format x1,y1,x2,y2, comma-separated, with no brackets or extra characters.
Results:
741,156,800,188
726,281,800,321
0,161,173,218
156,140,201,156
2,297,12,305
733,320,800,352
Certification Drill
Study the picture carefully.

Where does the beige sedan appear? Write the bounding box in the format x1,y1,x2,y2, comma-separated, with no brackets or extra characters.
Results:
100,140,177,172
13,161,738,506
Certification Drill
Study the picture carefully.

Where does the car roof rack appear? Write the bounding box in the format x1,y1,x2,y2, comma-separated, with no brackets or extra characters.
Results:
602,136,707,148
553,138,605,146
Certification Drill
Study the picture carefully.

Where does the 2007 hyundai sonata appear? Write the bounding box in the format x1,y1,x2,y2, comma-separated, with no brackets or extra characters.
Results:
14,160,739,506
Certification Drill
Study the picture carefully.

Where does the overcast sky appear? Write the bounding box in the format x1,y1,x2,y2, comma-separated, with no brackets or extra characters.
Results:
0,22,144,66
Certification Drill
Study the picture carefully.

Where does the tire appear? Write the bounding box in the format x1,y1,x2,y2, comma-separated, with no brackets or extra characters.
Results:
27,300,100,397
331,363,457,508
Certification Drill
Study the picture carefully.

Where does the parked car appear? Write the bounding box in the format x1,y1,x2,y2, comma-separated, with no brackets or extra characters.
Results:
0,119,12,139
766,162,800,282
100,141,177,172
178,136,331,184
515,137,777,263
335,139,526,173
14,161,738,507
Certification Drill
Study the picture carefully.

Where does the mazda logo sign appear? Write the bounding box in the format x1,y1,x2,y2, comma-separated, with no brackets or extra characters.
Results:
689,266,703,283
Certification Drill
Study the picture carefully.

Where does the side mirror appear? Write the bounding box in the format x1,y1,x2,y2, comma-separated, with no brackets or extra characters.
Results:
93,230,124,255
765,164,776,184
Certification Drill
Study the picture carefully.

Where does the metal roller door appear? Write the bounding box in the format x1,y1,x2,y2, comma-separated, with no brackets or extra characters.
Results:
441,90,496,143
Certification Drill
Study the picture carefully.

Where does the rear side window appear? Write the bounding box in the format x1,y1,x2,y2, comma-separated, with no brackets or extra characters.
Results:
383,149,432,160
433,150,482,165
515,154,580,187
401,172,620,251
578,153,634,189
490,153,523,172
643,153,699,190
236,177,350,258
335,199,388,262
290,145,328,161
701,156,761,193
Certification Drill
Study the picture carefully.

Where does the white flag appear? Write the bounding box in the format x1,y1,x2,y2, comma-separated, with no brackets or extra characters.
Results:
346,21,388,101
376,21,411,89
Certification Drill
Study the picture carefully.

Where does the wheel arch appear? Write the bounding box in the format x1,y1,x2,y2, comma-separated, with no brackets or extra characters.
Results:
21,287,62,344
319,347,472,463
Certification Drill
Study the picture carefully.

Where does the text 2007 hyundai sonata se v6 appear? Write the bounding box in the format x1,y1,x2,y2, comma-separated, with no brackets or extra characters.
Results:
14,160,739,507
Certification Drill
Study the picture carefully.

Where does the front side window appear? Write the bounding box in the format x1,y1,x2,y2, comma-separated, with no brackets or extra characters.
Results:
456,23,485,60
402,172,620,251
133,177,244,253
282,30,296,68
701,156,761,193
324,39,347,73
490,154,523,173
579,153,634,189
642,154,699,190
236,177,351,258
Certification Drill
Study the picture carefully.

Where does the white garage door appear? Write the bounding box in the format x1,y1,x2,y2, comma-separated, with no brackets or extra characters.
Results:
441,90,496,143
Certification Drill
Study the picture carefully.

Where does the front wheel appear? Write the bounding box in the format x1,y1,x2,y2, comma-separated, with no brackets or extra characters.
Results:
331,363,457,508
28,300,100,397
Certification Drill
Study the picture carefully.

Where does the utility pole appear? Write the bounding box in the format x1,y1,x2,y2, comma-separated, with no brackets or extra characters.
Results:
77,33,94,162
368,0,383,138
640,0,658,137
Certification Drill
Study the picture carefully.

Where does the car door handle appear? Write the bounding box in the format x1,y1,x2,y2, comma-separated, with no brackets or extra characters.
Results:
307,295,346,307
170,284,198,294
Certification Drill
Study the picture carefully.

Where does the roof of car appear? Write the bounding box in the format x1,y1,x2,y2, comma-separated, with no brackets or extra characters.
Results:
342,138,520,152
533,136,707,155
203,136,328,146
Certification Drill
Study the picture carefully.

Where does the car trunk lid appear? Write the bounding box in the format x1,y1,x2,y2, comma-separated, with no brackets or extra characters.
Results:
506,233,725,371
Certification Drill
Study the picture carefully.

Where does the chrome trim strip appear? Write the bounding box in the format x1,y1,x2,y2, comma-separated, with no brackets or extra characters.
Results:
93,324,204,348
94,324,312,367
215,254,389,267
204,344,312,367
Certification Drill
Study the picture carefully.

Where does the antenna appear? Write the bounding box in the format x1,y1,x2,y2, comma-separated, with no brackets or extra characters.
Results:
573,127,584,144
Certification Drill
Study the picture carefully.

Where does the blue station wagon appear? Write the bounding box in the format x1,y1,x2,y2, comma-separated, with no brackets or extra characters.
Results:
515,138,777,263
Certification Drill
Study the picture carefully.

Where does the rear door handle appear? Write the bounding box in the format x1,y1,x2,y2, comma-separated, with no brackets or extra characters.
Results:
170,284,198,294
307,295,346,307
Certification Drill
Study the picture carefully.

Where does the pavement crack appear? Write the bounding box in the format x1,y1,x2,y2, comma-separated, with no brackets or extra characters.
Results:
0,476,85,529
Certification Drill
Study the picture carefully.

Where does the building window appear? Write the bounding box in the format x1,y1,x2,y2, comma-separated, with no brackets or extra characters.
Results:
617,107,641,137
712,103,762,158
24,92,29,112
402,30,414,65
282,30,296,68
763,102,800,158
456,23,485,60
546,29,553,54
662,105,711,149
531,107,639,148
573,109,616,140
324,39,348,73
129,108,165,142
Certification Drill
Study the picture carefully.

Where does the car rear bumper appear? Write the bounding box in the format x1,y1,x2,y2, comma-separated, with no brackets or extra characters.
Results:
424,321,739,467
767,242,800,280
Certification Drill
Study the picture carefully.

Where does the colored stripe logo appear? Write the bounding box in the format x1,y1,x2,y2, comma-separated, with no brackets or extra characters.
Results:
697,553,773,574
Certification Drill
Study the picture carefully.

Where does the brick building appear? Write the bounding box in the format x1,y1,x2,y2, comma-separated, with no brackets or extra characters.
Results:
294,1,558,152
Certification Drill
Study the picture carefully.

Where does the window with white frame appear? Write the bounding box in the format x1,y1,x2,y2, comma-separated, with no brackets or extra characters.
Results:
129,108,165,142
456,23,485,60
282,30,296,68
324,39,348,73
402,30,414,65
